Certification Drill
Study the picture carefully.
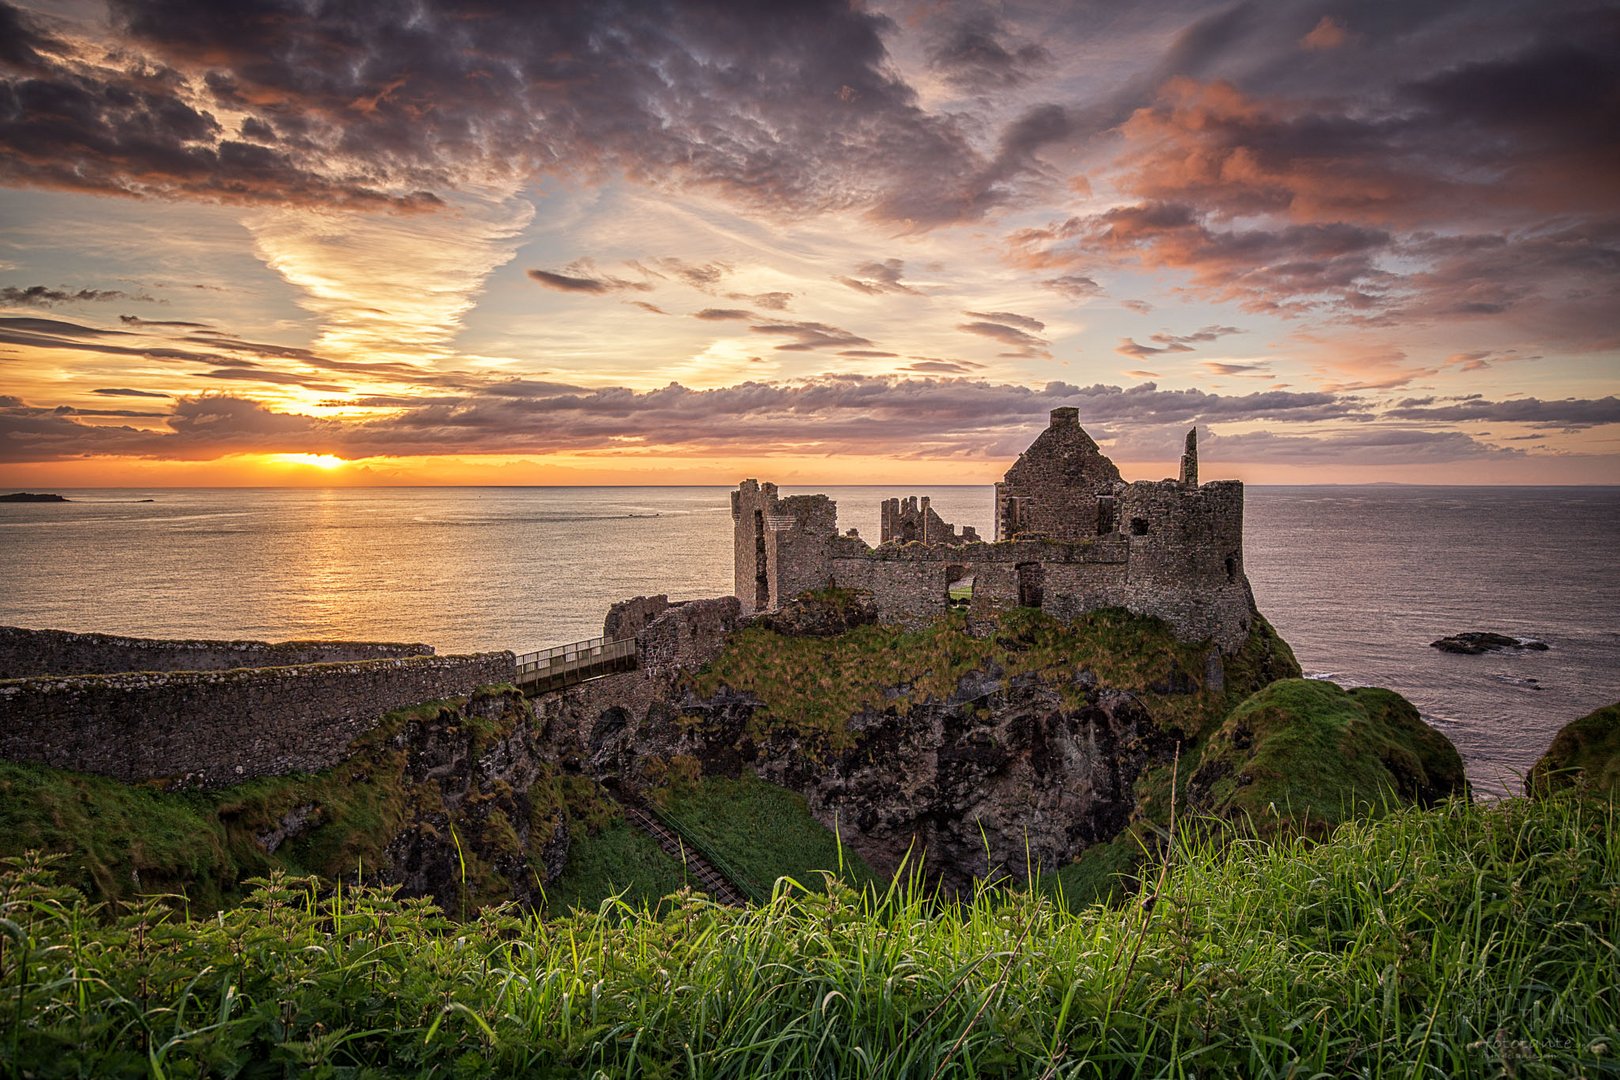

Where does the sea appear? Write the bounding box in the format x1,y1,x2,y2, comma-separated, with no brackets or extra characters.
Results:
2,485,1616,797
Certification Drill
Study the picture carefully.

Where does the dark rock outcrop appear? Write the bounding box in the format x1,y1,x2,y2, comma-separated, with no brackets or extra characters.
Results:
0,492,68,502
1430,632,1549,654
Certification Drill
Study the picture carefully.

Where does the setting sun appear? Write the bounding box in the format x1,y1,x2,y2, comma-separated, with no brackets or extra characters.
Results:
273,453,348,471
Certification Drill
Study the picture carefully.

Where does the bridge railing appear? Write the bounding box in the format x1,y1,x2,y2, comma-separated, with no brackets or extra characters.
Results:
514,634,636,690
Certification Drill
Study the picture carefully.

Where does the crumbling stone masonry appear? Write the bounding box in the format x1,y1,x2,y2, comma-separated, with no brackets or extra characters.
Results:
731,409,1255,652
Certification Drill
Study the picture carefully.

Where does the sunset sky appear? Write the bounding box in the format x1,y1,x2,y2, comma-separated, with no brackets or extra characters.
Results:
1,0,1616,487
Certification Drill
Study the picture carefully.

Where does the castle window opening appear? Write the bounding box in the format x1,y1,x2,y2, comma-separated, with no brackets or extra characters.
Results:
1096,495,1117,535
946,565,973,611
1130,517,1149,536
1017,562,1044,609
1225,555,1237,583
752,509,769,609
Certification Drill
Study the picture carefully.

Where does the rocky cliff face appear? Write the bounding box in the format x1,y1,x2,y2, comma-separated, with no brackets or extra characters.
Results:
536,595,1302,893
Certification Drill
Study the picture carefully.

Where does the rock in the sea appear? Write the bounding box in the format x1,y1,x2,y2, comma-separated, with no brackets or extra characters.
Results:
0,492,69,503
1526,702,1620,797
1430,632,1549,654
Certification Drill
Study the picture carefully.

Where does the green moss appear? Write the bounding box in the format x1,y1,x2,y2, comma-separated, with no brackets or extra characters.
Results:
1527,702,1620,797
1190,678,1467,835
654,773,880,899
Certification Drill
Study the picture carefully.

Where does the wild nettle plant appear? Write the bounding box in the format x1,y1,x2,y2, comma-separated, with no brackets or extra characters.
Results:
2,792,1616,1078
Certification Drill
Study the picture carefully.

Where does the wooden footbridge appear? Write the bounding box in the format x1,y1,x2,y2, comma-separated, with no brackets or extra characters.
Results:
514,634,637,694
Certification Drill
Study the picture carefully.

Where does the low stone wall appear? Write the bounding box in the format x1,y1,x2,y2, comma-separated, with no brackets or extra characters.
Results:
0,652,516,787
0,626,433,679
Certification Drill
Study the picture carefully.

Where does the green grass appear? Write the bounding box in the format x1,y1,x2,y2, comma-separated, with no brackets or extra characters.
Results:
654,773,880,900
2,791,1614,1077
541,818,689,916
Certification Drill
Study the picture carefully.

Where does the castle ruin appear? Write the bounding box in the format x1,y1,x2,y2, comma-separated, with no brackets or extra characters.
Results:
731,408,1254,652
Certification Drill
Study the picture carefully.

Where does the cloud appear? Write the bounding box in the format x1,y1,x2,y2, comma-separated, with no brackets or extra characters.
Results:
0,0,1072,227
838,258,923,296
749,320,874,352
1042,275,1101,300
1384,395,1620,427
2,285,141,306
957,313,1049,358
1201,361,1271,376
528,264,652,295
93,387,169,398
963,310,1044,333
727,290,793,311
655,258,730,291
0,376,1367,463
1301,16,1350,51
693,308,754,321
926,12,1050,92
120,315,213,329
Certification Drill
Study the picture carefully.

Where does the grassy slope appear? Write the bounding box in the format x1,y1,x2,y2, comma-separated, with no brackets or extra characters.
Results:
4,791,1613,1078
1192,678,1468,834
654,773,880,899
1528,701,1620,797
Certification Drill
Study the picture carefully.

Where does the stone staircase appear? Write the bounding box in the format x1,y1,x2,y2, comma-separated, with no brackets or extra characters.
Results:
616,798,748,906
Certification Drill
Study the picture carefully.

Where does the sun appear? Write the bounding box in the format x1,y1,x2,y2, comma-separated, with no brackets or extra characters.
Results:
272,453,348,470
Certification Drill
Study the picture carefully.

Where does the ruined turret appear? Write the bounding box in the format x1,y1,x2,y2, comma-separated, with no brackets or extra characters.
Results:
1179,428,1199,488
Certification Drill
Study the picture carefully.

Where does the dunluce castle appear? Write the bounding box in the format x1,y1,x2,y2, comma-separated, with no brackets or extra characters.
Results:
732,407,1255,652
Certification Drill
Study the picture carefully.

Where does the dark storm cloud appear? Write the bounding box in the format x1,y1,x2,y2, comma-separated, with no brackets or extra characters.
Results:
0,0,1077,224
1000,6,1620,339
926,11,1050,92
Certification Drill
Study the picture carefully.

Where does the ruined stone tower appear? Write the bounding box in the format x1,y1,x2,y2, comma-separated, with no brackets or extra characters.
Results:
732,411,1255,652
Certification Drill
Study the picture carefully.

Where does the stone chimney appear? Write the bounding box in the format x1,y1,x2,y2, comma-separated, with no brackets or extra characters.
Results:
1050,407,1080,427
1179,427,1199,488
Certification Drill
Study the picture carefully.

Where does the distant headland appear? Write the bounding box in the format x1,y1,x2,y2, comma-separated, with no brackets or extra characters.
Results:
0,492,69,502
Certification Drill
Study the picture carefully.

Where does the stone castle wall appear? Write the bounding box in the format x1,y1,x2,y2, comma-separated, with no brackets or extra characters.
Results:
0,651,516,787
0,626,432,679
